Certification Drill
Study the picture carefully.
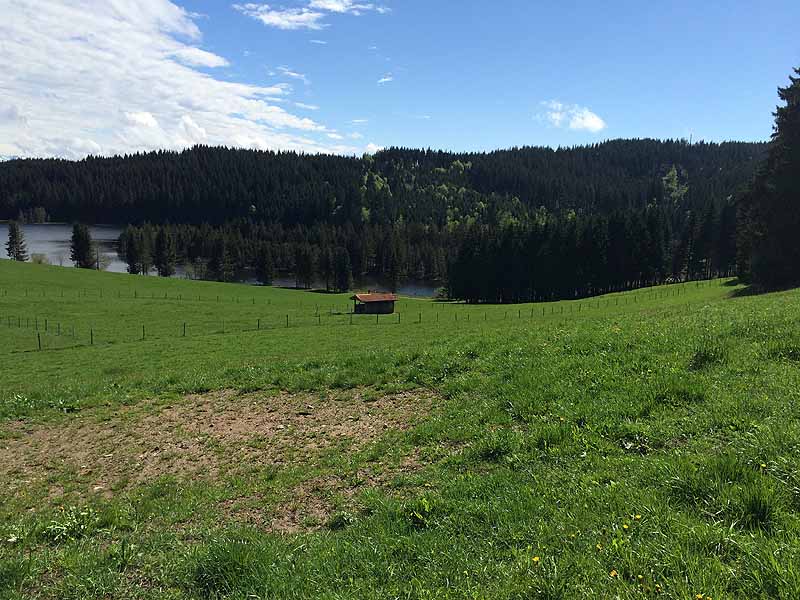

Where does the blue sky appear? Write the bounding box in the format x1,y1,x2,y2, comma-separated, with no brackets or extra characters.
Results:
1,0,798,158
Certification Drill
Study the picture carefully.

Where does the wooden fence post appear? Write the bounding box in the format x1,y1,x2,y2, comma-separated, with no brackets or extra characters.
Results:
37,333,41,351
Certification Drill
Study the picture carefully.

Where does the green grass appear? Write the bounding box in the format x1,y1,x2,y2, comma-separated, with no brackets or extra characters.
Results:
2,259,800,598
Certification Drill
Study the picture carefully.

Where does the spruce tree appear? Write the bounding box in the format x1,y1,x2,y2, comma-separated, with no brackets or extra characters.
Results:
70,224,95,269
333,247,353,292
5,221,28,261
739,67,800,288
122,226,141,274
256,243,275,285
154,228,177,277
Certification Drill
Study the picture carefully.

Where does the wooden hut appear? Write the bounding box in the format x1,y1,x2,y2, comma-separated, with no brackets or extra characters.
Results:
351,292,397,315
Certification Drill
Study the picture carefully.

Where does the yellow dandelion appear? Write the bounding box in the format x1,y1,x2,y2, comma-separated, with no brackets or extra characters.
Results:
596,543,603,551
695,594,704,600
637,575,644,581
623,523,630,530
532,556,540,565
634,514,642,520
610,569,618,578
761,463,767,469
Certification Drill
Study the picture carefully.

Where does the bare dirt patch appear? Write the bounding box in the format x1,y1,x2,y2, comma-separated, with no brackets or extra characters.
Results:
222,449,428,534
0,388,437,504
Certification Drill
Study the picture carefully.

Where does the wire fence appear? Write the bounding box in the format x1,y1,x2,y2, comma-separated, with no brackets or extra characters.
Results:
0,280,715,354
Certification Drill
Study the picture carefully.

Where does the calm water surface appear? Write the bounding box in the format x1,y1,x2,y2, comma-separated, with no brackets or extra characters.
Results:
2,223,125,272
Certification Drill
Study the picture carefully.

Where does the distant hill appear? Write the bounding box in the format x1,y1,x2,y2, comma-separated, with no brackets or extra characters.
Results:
0,140,765,226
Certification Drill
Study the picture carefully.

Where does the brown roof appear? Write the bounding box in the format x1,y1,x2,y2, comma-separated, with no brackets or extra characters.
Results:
352,293,397,303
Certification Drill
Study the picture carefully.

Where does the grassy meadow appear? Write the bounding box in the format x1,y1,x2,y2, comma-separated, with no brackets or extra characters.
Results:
2,258,800,598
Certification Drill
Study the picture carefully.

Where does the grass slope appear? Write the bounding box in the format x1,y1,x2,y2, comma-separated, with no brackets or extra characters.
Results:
1,259,800,599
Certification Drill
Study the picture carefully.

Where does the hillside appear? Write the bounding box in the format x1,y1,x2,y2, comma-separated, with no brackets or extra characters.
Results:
2,261,800,598
0,140,764,225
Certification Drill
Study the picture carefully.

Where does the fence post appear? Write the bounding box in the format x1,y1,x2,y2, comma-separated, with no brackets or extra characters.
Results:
45,319,48,332
142,325,145,340
286,315,289,328
183,322,186,337
37,333,41,351
376,314,379,325
257,318,261,330
90,329,94,345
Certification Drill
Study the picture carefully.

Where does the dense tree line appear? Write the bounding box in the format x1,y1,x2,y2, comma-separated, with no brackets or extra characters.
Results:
0,140,762,226
117,222,449,292
0,139,766,300
737,67,800,289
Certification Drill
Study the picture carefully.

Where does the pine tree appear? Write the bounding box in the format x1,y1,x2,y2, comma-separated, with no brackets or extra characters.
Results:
256,243,275,285
5,221,28,261
294,244,316,289
154,228,177,277
319,247,334,291
333,246,353,292
739,67,800,288
70,224,94,269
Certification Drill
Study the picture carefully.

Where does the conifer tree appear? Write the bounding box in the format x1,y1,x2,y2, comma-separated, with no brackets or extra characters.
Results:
739,67,800,288
5,221,28,261
70,224,94,269
154,228,177,277
333,246,353,292
256,243,275,285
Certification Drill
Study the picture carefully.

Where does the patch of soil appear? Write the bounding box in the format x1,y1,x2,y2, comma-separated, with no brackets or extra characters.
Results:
221,450,428,534
0,388,436,504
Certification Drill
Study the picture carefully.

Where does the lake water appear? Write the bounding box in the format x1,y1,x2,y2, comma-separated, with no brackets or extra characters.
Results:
1,223,440,297
2,223,126,272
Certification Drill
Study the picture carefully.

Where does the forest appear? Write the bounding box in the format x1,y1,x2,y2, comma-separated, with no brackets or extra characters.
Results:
0,139,767,301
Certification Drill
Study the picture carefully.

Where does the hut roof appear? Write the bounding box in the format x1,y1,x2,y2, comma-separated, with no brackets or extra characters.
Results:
351,293,397,303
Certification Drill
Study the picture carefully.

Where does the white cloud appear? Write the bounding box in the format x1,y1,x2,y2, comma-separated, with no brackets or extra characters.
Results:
0,0,357,159
233,3,326,30
295,102,320,110
0,103,27,125
171,47,230,68
348,132,363,139
365,143,384,154
327,132,344,140
276,66,310,85
308,0,378,14
377,73,393,84
350,118,369,124
310,39,328,44
237,1,390,30
568,107,606,133
540,100,607,133
125,112,160,128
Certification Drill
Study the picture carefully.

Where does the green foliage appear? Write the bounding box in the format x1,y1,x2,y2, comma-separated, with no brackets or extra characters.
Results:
69,223,95,269
5,221,27,261
738,67,800,288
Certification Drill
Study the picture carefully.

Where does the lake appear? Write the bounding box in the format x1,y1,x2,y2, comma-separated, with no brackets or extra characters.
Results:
2,223,126,272
1,223,440,297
